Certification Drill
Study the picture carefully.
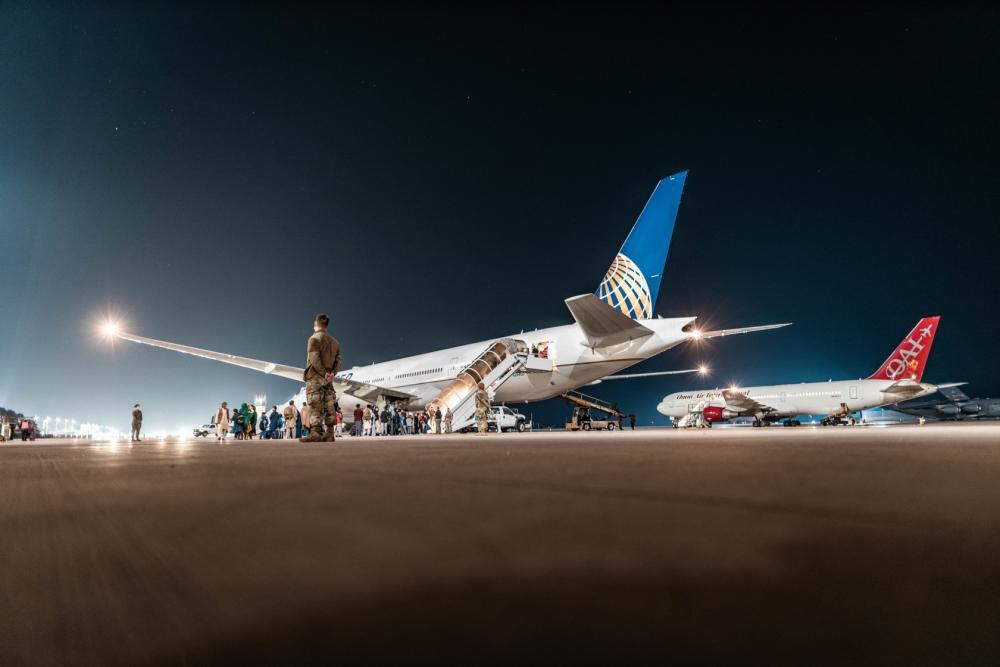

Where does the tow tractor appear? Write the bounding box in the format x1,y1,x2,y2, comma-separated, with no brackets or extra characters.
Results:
562,390,626,431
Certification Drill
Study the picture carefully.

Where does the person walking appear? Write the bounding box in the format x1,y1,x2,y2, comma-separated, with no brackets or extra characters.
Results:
474,390,490,435
300,313,341,443
434,407,443,434
215,402,230,442
283,400,298,440
131,404,143,442
628,413,636,430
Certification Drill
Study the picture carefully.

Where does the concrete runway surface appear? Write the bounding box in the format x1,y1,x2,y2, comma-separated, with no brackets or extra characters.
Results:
3,424,1000,666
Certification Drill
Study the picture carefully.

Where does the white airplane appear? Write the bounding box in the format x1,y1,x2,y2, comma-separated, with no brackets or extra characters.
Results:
105,172,789,427
657,316,943,427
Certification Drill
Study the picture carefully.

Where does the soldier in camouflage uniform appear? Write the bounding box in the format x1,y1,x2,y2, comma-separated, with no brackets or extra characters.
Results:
474,389,490,435
300,313,342,443
443,407,453,434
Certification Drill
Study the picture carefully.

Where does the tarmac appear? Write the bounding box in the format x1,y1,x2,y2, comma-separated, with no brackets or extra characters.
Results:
3,423,1000,666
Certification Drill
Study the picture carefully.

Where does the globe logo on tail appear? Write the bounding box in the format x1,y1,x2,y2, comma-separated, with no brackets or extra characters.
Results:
597,253,652,320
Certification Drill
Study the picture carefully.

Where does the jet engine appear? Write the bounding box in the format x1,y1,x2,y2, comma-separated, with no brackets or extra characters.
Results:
961,403,982,415
936,405,960,416
702,406,736,423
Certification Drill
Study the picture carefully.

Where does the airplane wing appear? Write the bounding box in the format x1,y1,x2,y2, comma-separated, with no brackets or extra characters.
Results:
113,330,416,402
565,294,654,348
698,322,792,339
721,389,774,414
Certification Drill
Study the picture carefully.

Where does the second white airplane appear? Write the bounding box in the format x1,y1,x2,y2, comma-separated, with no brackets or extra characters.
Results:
657,316,943,427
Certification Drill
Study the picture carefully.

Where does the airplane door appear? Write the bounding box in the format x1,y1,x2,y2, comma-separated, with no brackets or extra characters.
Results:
849,386,858,400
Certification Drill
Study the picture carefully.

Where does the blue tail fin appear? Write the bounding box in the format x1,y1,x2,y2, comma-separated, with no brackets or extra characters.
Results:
595,171,686,320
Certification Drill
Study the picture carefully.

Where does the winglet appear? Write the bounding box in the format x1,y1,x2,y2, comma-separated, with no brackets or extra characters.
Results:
565,294,654,348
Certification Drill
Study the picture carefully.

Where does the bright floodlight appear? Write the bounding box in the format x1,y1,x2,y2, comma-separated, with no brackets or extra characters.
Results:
101,321,121,338
698,365,709,375
690,328,702,339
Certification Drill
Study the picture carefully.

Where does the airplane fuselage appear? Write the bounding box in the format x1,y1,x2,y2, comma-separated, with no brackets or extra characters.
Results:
338,316,696,409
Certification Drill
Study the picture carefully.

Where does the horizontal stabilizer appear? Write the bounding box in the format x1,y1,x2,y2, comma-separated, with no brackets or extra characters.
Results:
880,379,928,399
699,322,792,339
565,294,654,348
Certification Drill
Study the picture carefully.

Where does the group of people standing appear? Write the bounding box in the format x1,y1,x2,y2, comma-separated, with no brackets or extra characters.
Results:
212,400,316,442
349,403,451,436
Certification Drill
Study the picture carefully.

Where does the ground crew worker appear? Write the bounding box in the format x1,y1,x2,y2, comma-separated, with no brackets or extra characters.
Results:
300,313,341,443
444,408,453,434
131,404,143,442
474,389,490,435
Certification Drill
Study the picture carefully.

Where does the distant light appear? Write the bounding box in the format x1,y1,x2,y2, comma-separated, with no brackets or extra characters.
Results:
698,365,709,375
690,329,702,340
101,320,121,339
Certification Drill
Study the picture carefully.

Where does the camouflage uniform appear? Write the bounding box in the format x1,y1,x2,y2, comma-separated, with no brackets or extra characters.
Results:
443,409,453,434
131,407,142,442
303,328,342,441
474,389,490,435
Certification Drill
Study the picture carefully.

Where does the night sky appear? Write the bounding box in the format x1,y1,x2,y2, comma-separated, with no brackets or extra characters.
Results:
2,3,999,432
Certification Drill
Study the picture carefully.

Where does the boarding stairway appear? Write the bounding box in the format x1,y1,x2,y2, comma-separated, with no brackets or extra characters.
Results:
426,338,531,433
560,390,626,420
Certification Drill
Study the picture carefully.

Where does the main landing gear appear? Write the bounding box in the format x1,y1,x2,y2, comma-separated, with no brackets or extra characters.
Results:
820,417,857,426
752,417,801,427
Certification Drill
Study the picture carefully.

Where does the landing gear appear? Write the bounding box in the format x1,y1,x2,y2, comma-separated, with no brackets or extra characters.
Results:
782,419,802,427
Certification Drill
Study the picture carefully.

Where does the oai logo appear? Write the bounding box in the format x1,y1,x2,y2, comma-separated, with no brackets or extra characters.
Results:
597,253,652,320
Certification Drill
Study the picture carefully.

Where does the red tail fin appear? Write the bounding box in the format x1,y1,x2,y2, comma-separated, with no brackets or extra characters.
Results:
867,316,941,383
